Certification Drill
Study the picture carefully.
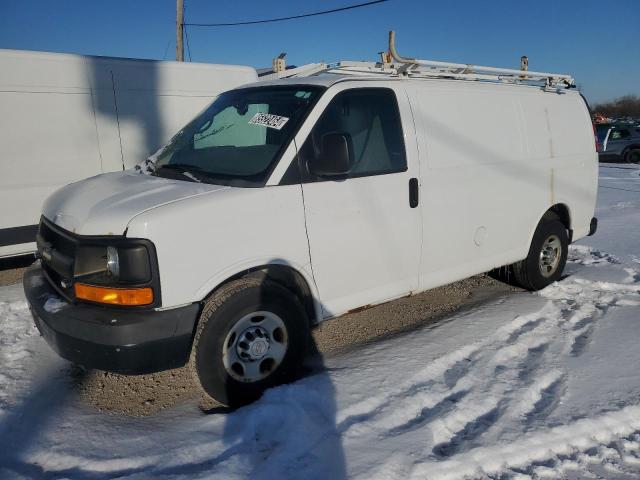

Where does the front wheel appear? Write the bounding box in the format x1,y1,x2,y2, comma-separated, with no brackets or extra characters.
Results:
189,276,309,407
512,215,569,290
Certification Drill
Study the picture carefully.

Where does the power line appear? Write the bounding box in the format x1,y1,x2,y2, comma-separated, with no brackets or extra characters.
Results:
185,25,193,61
184,0,192,61
161,39,172,61
185,0,390,27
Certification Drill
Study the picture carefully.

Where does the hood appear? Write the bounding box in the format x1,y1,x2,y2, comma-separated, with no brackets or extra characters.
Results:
42,171,226,235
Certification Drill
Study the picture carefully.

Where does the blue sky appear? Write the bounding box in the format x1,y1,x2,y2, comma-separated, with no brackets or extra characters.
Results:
1,0,638,104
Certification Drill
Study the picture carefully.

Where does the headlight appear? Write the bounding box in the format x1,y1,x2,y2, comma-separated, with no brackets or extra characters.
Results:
73,243,155,306
74,244,152,285
106,246,120,280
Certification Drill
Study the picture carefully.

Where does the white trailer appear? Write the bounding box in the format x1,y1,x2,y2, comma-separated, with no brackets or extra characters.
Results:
0,49,257,258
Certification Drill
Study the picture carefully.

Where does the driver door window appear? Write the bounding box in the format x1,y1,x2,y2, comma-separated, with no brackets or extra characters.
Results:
299,88,406,181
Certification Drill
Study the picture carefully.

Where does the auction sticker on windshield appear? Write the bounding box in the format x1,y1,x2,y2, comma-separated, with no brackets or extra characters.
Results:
249,112,289,130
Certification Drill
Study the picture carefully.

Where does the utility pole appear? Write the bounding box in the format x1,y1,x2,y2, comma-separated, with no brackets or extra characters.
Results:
176,0,184,62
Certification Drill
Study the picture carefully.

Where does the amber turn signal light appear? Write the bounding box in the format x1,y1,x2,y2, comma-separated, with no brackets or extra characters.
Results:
74,283,154,306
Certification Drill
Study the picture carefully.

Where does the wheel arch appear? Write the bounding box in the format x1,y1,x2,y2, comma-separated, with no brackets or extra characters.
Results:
526,203,573,251
549,203,572,231
195,260,322,327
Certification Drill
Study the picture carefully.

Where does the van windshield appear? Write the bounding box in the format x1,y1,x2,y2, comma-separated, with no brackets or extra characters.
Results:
151,86,323,186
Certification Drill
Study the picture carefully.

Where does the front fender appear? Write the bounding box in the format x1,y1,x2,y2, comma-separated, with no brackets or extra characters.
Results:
194,257,323,322
125,184,315,311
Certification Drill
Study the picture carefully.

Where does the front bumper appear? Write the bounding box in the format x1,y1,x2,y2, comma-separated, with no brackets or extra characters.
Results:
23,263,201,374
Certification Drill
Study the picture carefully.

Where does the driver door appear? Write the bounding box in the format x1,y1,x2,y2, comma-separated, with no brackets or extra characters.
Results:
295,86,422,318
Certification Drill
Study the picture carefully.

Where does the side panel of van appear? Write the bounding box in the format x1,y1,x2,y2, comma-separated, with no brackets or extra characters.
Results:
407,81,596,290
106,60,259,169
0,53,106,257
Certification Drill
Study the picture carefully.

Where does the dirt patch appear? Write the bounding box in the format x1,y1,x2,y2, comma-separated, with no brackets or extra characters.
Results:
0,255,36,287
0,267,27,287
311,274,514,355
75,367,200,415
76,274,518,416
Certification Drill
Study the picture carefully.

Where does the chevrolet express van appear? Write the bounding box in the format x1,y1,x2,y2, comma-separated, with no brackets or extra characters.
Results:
24,55,598,406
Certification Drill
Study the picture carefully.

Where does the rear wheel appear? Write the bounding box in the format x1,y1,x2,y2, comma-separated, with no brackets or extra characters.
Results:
512,215,569,290
189,276,309,407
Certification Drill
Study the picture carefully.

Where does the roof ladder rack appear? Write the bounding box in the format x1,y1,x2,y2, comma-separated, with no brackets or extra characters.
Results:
262,31,575,89
386,31,574,88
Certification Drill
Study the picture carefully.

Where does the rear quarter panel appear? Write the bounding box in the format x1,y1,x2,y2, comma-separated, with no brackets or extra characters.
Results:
407,80,597,289
542,91,598,239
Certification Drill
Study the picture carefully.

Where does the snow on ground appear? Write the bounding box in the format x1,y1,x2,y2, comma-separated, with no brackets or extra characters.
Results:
1,164,640,479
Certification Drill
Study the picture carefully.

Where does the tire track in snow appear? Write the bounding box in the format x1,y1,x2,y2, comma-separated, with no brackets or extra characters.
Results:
420,247,640,472
344,245,640,475
507,368,565,422
441,258,640,455
340,304,560,444
338,304,557,439
427,323,557,456
409,405,640,480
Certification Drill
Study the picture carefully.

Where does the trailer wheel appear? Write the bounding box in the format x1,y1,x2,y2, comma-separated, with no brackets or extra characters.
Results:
512,215,568,291
189,276,309,407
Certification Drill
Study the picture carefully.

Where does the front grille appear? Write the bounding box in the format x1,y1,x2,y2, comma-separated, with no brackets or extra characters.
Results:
38,218,77,301
36,217,161,309
39,218,76,258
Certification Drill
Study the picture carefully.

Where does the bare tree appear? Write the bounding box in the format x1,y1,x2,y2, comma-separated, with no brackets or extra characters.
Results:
593,95,640,118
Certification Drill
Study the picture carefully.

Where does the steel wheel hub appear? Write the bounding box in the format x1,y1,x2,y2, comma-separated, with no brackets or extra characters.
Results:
237,326,270,361
222,311,288,383
539,234,561,278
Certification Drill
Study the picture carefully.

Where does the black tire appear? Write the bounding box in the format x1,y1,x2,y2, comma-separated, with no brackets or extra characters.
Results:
625,149,640,164
189,276,309,407
512,214,569,291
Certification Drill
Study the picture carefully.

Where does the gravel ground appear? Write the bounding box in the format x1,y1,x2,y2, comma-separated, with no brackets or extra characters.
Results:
0,254,36,286
0,267,26,287
0,263,519,416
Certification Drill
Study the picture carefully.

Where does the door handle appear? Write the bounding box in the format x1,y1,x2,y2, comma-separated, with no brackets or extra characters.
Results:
409,177,419,208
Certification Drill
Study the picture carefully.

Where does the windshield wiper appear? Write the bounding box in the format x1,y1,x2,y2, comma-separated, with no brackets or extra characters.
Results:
154,163,206,183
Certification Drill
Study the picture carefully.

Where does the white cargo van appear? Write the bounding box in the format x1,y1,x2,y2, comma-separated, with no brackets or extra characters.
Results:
0,49,256,258
24,36,598,406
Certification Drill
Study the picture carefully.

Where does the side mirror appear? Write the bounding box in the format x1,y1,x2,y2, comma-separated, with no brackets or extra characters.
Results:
308,132,352,177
